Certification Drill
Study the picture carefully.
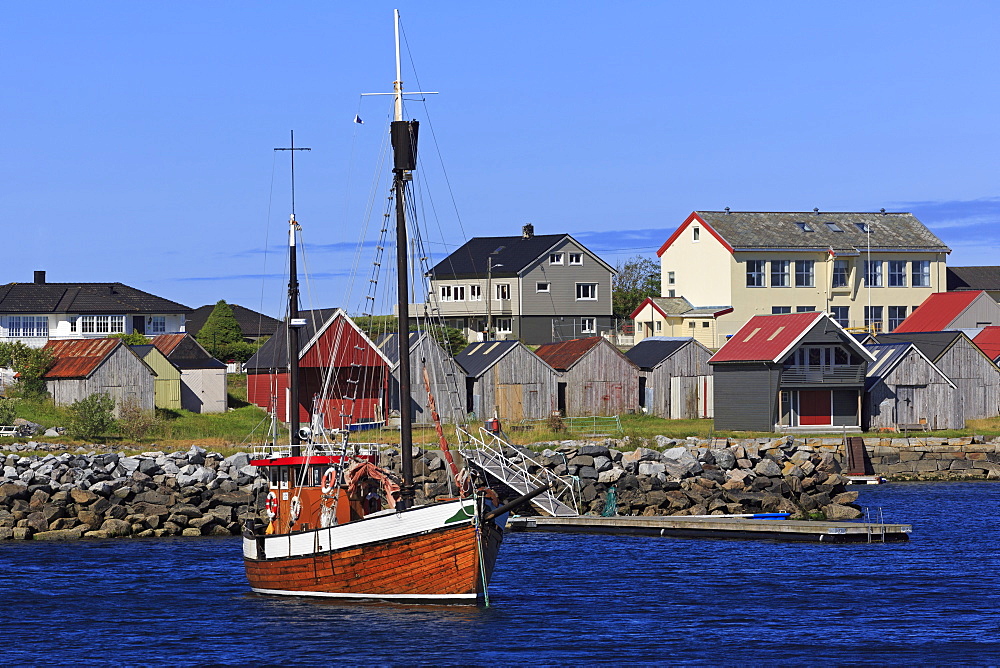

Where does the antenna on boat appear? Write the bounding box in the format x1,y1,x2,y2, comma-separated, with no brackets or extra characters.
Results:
275,130,311,456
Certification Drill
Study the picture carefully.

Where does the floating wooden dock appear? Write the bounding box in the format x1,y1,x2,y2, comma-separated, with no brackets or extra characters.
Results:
508,515,911,543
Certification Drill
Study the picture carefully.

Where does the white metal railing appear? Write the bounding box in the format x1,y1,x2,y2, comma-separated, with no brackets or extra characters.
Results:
457,426,578,516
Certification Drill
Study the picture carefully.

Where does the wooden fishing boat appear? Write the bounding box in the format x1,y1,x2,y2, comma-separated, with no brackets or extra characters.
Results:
242,10,535,605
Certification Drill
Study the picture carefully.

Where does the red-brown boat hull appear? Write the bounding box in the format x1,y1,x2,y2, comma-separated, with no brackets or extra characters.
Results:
244,520,503,603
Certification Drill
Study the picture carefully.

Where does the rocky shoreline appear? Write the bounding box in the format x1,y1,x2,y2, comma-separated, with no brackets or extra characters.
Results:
5,432,999,541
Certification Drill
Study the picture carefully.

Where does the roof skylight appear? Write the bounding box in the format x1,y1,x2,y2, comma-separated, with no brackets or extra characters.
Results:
794,222,814,232
825,222,844,232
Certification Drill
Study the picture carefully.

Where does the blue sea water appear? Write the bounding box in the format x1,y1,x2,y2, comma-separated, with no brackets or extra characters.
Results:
2,482,999,665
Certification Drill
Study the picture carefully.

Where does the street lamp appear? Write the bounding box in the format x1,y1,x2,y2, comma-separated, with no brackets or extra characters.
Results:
486,258,503,341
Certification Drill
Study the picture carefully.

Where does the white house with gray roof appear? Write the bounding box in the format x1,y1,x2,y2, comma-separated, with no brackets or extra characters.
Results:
651,211,951,347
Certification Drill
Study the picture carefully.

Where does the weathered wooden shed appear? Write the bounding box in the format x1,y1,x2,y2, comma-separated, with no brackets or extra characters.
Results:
131,344,181,410
624,337,713,419
244,309,390,430
454,340,558,421
152,334,227,414
43,338,156,414
375,331,467,424
876,331,1000,420
863,342,962,430
534,337,638,416
709,312,873,432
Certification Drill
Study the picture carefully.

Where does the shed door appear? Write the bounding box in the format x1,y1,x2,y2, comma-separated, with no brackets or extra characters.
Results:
895,385,923,424
497,384,524,421
798,390,832,425
698,375,714,419
670,376,699,420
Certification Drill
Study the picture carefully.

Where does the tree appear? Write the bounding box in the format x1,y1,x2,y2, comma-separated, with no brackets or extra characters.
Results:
110,332,151,346
612,255,661,320
0,342,55,398
67,393,116,441
197,300,244,361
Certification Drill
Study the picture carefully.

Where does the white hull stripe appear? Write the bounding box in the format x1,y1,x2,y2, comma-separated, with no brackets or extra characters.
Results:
251,587,477,601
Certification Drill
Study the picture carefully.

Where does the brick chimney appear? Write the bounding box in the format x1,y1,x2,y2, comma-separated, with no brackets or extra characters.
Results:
33,270,45,284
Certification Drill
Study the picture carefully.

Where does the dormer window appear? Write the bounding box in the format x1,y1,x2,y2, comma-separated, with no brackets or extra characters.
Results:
825,222,844,232
549,253,564,265
794,222,814,232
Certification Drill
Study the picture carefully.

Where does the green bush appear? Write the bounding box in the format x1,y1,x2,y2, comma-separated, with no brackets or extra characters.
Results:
0,342,54,398
109,332,151,345
67,393,116,441
117,397,160,442
0,397,16,425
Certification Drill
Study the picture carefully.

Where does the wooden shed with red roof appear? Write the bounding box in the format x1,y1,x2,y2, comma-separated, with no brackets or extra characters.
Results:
244,309,391,431
43,338,156,413
534,337,638,416
708,312,873,432
893,291,1000,333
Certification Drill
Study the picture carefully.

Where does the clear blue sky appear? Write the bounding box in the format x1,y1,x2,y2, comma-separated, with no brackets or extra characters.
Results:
5,2,1000,318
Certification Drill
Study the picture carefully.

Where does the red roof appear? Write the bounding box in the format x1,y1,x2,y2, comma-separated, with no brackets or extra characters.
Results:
43,338,123,379
656,212,735,257
892,291,984,333
709,312,824,363
973,326,1000,362
151,333,185,356
534,337,604,371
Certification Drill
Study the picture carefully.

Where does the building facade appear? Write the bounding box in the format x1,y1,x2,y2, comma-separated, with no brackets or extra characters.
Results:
655,211,950,347
418,225,616,345
0,271,189,347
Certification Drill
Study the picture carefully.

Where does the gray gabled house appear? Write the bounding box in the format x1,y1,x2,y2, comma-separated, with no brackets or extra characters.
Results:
454,340,558,421
863,342,962,430
625,337,713,419
418,224,616,344
875,331,1000,420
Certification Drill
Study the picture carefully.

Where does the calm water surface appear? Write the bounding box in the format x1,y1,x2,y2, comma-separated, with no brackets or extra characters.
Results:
2,482,999,665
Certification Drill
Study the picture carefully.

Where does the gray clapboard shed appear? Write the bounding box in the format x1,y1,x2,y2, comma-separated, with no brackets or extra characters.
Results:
624,337,713,419
863,342,962,430
876,331,1000,421
43,338,156,415
454,340,558,421
375,331,467,424
533,337,639,416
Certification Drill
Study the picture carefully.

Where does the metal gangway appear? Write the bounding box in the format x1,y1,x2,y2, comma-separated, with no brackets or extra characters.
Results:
457,427,579,517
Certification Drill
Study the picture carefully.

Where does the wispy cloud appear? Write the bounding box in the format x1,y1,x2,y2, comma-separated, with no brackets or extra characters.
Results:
172,270,355,282
573,228,668,254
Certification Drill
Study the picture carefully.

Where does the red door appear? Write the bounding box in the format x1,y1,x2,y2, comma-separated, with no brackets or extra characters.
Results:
799,390,832,425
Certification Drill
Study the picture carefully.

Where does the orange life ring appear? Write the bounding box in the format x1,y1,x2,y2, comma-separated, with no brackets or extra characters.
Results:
321,467,337,494
264,491,279,518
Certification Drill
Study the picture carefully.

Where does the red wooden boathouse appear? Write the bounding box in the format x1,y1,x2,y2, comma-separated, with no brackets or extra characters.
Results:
244,309,391,430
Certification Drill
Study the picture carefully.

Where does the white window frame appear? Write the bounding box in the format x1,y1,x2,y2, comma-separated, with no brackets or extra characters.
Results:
453,285,466,301
549,253,564,266
667,271,675,285
568,253,583,266
148,316,167,334
3,316,48,338
440,285,453,302
795,260,815,287
575,283,598,301
888,260,907,287
832,260,849,288
536,282,550,293
581,317,596,334
495,283,510,300
770,261,790,288
912,260,931,288
469,285,482,301
692,227,700,241
495,317,512,333
865,260,883,287
746,260,766,288
80,315,126,335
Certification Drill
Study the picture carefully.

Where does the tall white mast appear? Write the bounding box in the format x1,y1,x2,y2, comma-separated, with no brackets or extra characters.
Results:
394,9,403,123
